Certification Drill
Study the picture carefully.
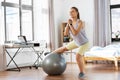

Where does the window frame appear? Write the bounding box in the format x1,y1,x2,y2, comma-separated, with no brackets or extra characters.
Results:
1,0,34,41
110,3,120,42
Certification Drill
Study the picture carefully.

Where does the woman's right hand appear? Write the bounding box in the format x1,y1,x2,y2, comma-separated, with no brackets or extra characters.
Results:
65,25,69,30
64,19,72,36
64,24,70,36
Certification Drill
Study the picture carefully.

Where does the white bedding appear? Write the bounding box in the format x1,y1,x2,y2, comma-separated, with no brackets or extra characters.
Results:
84,44,120,57
85,50,117,57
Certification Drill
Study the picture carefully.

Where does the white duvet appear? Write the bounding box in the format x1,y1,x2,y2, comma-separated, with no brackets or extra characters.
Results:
84,44,120,57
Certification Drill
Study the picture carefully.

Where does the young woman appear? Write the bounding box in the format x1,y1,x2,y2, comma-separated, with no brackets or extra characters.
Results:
53,7,89,78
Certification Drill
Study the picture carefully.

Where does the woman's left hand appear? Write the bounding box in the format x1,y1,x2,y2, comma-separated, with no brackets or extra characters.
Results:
68,19,72,25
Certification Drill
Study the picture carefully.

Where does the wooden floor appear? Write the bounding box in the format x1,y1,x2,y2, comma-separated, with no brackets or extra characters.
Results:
0,63,120,80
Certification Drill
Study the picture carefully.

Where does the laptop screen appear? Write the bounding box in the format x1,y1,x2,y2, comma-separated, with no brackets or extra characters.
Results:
18,35,27,43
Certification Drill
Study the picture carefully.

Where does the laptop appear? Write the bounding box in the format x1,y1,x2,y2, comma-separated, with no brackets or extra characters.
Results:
18,35,39,46
18,35,28,45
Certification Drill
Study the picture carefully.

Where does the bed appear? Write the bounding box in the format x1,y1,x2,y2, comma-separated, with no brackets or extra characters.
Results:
84,45,120,70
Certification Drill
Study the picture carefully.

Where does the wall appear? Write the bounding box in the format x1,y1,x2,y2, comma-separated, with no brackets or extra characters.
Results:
53,0,95,49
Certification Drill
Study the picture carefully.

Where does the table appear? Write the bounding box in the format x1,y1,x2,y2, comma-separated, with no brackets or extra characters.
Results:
4,43,42,71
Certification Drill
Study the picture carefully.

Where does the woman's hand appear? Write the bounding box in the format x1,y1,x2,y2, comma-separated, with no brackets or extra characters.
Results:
69,20,83,36
68,19,72,25
64,25,69,36
64,19,72,36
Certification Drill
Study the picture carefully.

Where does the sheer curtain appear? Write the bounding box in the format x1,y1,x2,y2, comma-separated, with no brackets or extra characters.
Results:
0,0,5,44
93,0,111,47
33,0,55,51
34,0,49,41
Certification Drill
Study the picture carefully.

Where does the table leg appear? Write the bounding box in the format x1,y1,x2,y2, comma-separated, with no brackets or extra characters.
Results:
32,47,43,67
5,48,21,71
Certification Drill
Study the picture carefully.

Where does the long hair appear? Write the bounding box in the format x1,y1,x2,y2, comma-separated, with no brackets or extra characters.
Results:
71,7,80,19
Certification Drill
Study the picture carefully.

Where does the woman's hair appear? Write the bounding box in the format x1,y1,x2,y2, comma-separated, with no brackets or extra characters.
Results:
71,7,80,19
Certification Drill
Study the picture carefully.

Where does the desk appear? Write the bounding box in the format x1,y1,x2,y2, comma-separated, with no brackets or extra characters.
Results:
4,43,42,71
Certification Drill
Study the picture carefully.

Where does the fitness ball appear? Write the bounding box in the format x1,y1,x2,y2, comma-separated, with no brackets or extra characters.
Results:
42,53,66,75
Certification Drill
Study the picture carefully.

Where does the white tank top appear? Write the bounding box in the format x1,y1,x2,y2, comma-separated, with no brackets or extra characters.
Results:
69,20,88,46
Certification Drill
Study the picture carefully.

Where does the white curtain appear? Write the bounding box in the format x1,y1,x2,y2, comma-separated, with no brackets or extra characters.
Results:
0,1,7,71
0,46,6,71
33,0,49,42
93,0,111,47
34,0,55,51
0,0,5,44
48,0,55,51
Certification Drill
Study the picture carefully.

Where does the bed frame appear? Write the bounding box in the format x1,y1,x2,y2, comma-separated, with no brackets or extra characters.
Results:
84,56,118,70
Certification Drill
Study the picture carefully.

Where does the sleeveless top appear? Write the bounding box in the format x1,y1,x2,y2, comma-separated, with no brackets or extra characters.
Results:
69,20,88,46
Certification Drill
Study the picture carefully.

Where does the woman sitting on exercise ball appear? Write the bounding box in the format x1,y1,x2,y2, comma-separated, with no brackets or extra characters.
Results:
53,7,89,78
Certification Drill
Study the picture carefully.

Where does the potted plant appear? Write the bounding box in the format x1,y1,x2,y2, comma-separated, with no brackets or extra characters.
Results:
112,31,120,39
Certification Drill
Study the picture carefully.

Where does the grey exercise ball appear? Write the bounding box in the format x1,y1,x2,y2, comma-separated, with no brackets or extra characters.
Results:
42,53,66,75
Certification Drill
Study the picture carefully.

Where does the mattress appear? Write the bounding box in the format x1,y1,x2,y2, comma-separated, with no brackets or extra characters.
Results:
85,50,118,57
84,44,120,57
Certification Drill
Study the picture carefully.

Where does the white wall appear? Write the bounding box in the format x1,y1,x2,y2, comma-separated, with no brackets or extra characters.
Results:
53,0,94,49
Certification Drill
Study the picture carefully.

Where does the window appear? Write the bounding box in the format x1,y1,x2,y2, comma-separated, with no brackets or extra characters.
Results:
22,10,33,40
33,0,50,43
6,0,19,4
2,0,33,41
110,0,120,41
6,7,20,41
22,0,32,5
111,0,120,5
2,0,50,44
